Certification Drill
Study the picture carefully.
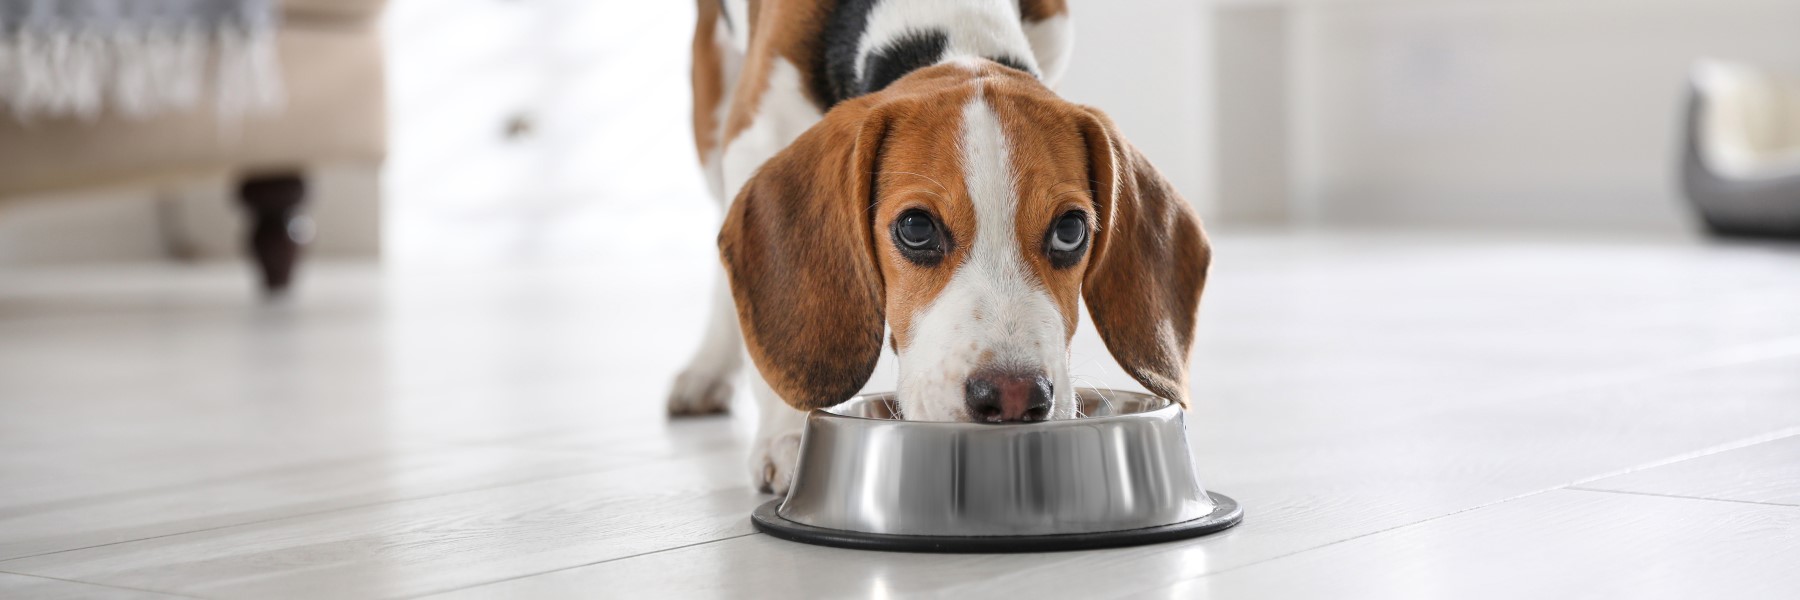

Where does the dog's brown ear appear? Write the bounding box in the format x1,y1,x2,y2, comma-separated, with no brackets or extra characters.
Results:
1076,108,1211,407
718,104,889,410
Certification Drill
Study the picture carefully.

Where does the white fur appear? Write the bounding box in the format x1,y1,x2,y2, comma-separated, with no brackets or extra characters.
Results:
747,365,807,495
1023,14,1073,89
855,0,1040,84
894,94,1075,422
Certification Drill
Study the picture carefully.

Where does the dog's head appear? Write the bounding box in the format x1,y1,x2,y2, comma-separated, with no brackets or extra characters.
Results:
719,61,1209,422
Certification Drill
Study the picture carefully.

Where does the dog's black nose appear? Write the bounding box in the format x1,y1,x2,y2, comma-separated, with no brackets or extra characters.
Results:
964,372,1052,423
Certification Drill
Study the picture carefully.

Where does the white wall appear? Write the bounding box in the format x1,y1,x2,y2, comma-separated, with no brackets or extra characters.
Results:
1059,0,1214,217
1210,6,1290,224
1285,0,1800,231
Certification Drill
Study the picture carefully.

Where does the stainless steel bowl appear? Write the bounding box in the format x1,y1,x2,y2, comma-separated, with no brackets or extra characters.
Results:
751,388,1241,552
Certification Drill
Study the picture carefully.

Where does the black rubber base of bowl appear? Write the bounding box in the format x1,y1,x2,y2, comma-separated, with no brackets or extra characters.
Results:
751,491,1242,553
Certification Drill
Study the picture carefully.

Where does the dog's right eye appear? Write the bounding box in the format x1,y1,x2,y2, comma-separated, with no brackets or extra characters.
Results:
892,209,947,266
897,213,937,248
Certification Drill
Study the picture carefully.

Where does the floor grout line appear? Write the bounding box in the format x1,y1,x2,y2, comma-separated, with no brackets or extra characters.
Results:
0,430,709,520
0,569,206,599
0,445,462,521
1562,427,1800,489
1565,487,1800,509
400,532,764,599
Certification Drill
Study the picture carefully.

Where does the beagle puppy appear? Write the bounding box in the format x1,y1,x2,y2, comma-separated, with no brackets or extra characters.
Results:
669,0,1210,494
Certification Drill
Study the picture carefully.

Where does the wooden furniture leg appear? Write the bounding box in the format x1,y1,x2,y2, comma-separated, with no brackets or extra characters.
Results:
237,172,310,295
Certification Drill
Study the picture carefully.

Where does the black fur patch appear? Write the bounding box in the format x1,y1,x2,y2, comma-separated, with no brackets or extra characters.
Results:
818,0,883,108
860,30,950,97
990,54,1035,76
813,0,1040,107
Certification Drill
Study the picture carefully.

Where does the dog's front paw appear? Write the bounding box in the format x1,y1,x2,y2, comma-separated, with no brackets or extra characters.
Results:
748,431,803,495
667,366,735,416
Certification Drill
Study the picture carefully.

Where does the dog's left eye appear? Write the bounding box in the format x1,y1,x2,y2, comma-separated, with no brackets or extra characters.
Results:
1049,213,1086,251
1045,212,1088,268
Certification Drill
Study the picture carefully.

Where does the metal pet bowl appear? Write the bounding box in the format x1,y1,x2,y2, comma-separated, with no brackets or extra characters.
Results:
751,388,1242,552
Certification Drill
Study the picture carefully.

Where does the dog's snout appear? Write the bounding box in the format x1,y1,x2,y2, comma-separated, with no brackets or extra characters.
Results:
964,372,1053,423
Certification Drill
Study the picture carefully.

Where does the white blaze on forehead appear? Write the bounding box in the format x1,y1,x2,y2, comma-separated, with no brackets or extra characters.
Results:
893,93,1074,421
961,93,1019,268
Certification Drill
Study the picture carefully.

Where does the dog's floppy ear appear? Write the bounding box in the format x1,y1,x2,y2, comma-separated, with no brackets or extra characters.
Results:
1076,108,1211,408
718,104,889,410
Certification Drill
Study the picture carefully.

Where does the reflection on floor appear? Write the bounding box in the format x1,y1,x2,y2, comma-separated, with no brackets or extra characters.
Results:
2,230,1798,598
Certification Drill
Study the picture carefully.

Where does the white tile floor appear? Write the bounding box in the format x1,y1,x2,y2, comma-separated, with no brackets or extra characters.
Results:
2,229,1798,598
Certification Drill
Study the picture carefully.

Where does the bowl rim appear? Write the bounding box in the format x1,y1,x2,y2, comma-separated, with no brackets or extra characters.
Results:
816,388,1179,426
754,491,1243,553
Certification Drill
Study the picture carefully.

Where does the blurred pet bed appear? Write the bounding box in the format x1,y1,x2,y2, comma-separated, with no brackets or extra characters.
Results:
1683,59,1800,240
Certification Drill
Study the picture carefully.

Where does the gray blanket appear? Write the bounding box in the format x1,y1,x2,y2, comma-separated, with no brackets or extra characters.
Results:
0,0,281,121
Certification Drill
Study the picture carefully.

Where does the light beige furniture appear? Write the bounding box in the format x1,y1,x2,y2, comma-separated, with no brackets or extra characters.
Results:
1683,60,1800,239
0,0,388,293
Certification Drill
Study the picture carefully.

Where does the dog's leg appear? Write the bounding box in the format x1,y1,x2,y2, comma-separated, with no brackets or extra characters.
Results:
747,366,807,494
667,272,743,415
667,104,742,415
669,0,746,417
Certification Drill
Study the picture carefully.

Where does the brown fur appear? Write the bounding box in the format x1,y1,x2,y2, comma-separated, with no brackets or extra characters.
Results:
1074,108,1211,407
721,0,835,147
690,0,727,161
717,88,890,410
869,75,980,351
1019,0,1069,22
